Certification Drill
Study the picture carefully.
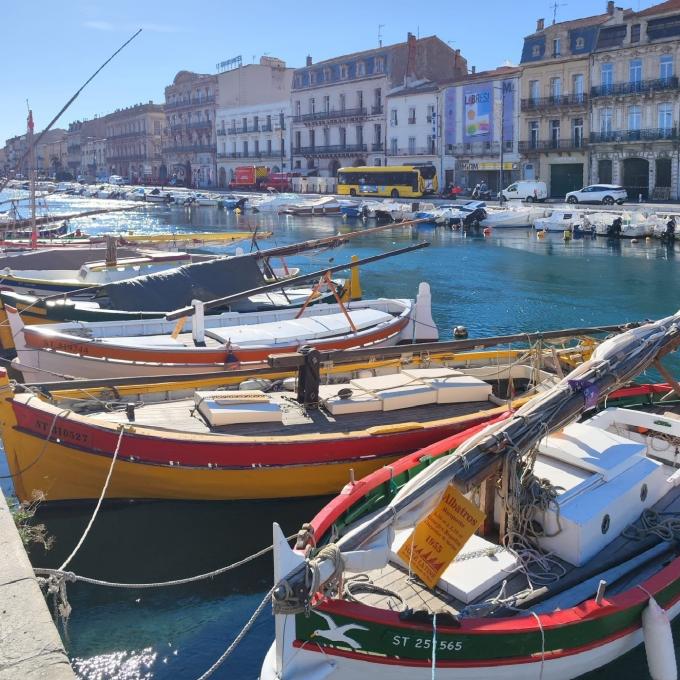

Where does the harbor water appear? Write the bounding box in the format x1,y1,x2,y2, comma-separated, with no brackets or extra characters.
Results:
2,191,680,679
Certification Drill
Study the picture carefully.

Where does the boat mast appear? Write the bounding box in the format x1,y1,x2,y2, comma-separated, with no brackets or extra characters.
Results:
27,109,37,249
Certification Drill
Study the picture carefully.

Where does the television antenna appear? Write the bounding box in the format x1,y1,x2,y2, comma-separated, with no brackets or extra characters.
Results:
550,0,567,24
378,24,385,47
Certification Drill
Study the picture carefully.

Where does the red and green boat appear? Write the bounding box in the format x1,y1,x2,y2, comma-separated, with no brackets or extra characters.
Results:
261,312,680,680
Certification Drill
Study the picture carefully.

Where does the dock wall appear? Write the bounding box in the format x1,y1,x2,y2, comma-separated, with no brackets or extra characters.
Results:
0,490,75,680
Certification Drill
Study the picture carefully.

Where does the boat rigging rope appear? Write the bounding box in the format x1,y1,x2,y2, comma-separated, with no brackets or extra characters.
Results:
0,407,69,479
194,585,276,680
59,424,126,572
622,508,680,542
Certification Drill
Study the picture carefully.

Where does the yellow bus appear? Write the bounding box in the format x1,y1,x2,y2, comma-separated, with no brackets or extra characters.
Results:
336,165,437,198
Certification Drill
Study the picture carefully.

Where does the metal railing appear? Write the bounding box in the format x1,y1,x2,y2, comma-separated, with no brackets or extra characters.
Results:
165,95,216,110
388,146,438,156
371,104,384,115
293,143,367,155
371,142,384,151
590,127,678,143
518,139,587,152
163,144,215,154
591,77,679,97
293,107,368,123
186,120,213,130
448,141,502,156
521,94,588,111
217,151,284,159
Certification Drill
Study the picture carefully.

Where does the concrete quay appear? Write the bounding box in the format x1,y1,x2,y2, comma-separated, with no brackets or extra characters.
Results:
0,490,75,680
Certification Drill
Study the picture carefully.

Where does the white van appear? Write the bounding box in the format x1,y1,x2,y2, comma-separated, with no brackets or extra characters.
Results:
500,180,547,202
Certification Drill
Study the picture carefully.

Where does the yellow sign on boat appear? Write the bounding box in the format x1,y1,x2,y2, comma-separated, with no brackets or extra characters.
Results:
397,484,485,589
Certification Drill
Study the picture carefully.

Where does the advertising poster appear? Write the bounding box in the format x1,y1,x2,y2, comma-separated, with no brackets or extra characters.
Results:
464,86,491,139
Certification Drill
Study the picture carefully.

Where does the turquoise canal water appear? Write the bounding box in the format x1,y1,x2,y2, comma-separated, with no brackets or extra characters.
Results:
2,190,680,679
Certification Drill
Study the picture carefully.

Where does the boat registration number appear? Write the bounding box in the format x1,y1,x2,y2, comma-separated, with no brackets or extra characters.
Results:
391,635,463,651
35,419,90,444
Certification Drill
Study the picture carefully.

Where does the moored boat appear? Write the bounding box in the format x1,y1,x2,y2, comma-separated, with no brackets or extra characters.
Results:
261,311,680,680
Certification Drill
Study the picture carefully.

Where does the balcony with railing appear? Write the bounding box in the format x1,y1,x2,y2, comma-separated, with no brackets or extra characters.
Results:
447,141,502,156
293,107,367,124
521,94,588,111
106,154,147,163
518,139,587,153
217,150,284,160
388,146,438,156
590,128,678,143
164,95,216,111
591,77,679,98
293,143,367,156
163,144,215,154
371,142,384,151
226,126,249,135
372,104,384,115
186,120,213,130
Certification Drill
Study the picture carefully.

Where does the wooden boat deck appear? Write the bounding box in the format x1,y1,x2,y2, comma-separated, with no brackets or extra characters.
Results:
97,392,499,437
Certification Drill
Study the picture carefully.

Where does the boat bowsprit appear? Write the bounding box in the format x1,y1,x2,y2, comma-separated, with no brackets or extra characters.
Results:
262,311,680,679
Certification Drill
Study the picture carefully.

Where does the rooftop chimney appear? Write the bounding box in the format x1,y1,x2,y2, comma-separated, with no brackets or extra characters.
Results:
537,18,545,31
306,55,312,67
607,0,614,14
405,32,417,84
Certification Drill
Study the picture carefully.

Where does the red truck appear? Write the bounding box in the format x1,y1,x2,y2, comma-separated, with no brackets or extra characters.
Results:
228,166,269,190
262,172,300,192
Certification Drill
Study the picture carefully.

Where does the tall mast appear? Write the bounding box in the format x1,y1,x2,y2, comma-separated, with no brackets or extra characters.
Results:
27,109,37,249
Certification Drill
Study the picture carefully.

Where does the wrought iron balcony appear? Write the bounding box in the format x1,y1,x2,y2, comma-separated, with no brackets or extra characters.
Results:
590,128,678,143
164,95,216,110
448,141,502,156
388,146,438,156
590,77,679,98
259,124,273,132
163,144,215,154
106,154,147,162
227,126,250,135
186,120,213,130
217,151,284,159
371,104,384,115
519,139,587,153
521,94,588,111
293,107,368,124
371,142,384,151
293,143,367,156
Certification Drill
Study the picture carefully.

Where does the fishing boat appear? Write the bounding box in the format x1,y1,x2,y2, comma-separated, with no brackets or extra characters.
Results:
262,312,680,680
280,197,342,216
480,205,541,229
588,211,657,238
8,277,439,381
0,247,207,296
0,329,600,502
534,210,594,234
434,201,488,229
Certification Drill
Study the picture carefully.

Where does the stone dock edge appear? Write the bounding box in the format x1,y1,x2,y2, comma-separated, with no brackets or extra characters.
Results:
0,489,75,679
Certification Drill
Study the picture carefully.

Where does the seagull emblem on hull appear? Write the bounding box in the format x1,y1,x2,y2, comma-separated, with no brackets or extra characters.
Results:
311,611,369,650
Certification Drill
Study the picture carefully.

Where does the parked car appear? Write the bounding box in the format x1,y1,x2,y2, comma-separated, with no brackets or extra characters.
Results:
108,175,125,185
499,180,547,202
566,184,627,205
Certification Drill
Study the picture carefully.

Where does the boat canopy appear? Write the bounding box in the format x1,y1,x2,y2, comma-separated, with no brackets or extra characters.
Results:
93,254,267,312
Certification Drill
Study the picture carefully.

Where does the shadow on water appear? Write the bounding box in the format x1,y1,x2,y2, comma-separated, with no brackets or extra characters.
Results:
29,497,328,679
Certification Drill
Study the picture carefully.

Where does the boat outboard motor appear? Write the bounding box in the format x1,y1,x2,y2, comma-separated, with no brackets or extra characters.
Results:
463,208,487,229
608,216,623,238
665,217,676,242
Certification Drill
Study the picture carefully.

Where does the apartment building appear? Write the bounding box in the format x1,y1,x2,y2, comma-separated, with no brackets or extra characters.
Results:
82,137,108,181
163,72,217,187
105,102,165,182
66,117,108,178
443,66,521,191
519,10,609,197
590,0,680,200
35,129,68,177
290,33,467,176
215,57,294,187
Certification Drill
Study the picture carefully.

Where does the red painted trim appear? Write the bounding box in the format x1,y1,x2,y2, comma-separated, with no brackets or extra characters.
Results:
10,397,502,469
21,314,409,365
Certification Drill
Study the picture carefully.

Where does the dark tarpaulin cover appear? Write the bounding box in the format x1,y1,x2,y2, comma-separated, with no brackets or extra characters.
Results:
94,255,266,312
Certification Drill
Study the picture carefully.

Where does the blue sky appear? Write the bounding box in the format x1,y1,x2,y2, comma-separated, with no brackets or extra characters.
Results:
2,0,653,143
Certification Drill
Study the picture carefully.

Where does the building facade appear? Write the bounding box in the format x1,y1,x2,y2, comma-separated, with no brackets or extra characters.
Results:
163,72,217,187
82,137,108,181
215,57,294,187
385,83,441,177
35,129,68,178
66,117,108,179
290,33,467,177
590,0,680,200
5,134,29,178
443,66,521,191
105,103,164,182
518,12,608,197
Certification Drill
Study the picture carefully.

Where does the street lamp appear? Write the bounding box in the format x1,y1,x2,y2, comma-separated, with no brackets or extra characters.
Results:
495,81,514,199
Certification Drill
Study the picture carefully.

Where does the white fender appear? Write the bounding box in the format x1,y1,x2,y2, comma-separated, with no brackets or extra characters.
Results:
411,282,438,342
642,596,677,680
192,299,205,344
